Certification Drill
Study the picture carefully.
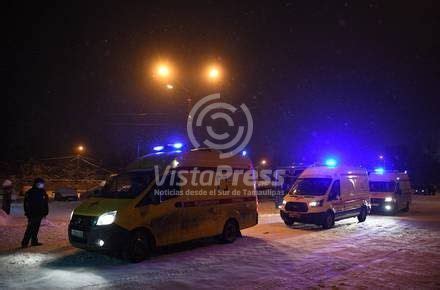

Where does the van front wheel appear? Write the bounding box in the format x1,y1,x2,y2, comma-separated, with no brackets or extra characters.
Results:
283,216,295,226
220,219,239,243
357,206,367,223
322,212,335,229
124,231,150,263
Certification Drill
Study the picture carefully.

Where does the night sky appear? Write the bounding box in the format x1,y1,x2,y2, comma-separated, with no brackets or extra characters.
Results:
5,1,440,168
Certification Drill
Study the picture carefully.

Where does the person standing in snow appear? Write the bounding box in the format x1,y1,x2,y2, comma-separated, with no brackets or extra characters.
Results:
1,179,13,214
21,178,49,248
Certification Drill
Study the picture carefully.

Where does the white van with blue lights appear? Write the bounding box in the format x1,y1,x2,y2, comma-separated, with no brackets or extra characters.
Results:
369,169,412,214
279,160,370,229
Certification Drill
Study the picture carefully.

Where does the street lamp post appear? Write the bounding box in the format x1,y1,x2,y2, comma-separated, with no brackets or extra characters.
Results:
75,145,85,176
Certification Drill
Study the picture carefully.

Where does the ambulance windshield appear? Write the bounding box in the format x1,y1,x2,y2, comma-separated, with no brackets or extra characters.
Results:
369,181,396,193
290,178,332,196
95,170,155,199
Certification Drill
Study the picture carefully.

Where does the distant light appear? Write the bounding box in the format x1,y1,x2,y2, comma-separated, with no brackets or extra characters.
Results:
374,167,385,174
171,159,179,168
156,64,171,78
209,68,219,78
384,205,392,211
379,155,384,160
241,150,247,157
97,239,105,247
166,84,174,90
172,143,183,149
76,145,85,153
153,145,164,151
325,158,337,167
260,159,267,165
404,170,408,174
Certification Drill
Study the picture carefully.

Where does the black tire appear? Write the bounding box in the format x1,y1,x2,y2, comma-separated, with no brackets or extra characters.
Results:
402,202,410,212
124,230,151,263
357,206,367,222
283,216,295,226
322,211,335,229
220,219,240,243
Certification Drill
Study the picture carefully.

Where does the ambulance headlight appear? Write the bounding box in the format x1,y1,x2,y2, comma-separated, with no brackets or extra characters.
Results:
69,210,74,221
309,200,324,207
384,197,393,202
96,211,117,226
282,200,287,205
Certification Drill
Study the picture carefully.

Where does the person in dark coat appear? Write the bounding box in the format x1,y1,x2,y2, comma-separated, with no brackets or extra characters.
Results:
1,180,13,214
21,178,49,248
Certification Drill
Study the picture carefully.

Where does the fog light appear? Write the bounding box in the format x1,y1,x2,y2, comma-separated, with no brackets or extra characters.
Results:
384,205,392,211
97,239,105,247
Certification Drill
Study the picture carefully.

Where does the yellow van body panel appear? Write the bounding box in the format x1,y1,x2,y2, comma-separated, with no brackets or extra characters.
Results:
70,150,258,250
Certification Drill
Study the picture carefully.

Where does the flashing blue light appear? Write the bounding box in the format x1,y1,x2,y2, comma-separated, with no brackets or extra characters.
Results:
325,158,337,167
241,150,247,157
153,145,164,151
374,167,385,174
172,143,183,149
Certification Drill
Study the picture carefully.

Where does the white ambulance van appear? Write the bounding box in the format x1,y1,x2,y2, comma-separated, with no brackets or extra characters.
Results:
369,170,412,214
279,165,370,229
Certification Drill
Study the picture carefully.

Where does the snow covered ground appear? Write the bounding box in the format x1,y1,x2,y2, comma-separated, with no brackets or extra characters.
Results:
1,196,440,289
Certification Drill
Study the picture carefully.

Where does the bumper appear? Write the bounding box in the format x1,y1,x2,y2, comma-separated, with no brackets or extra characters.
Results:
371,199,395,213
280,210,325,225
68,224,130,251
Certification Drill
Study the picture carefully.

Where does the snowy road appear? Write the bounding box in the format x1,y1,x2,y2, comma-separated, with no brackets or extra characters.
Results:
1,196,440,289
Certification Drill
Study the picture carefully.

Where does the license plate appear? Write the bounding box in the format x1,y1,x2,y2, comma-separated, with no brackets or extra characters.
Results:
289,212,301,218
71,229,84,238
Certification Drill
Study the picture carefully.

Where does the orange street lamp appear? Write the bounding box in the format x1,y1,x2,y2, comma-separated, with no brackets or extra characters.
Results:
206,65,222,82
76,145,85,154
154,62,172,80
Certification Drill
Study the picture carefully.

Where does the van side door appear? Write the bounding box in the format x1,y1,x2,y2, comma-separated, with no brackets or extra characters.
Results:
136,175,182,246
328,180,344,216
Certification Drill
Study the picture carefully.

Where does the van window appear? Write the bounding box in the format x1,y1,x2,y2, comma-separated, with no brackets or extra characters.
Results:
328,180,340,201
369,181,396,193
96,170,155,199
290,178,332,196
137,175,181,206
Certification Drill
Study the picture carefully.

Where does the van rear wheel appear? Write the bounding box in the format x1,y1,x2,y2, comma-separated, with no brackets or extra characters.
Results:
322,212,335,229
124,231,150,263
357,206,367,222
220,219,239,243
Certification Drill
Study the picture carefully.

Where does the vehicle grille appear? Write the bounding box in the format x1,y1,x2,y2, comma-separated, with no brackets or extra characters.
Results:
285,202,308,212
70,214,96,231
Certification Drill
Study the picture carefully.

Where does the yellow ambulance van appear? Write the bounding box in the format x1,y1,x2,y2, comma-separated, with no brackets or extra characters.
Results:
68,148,258,262
279,164,370,229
